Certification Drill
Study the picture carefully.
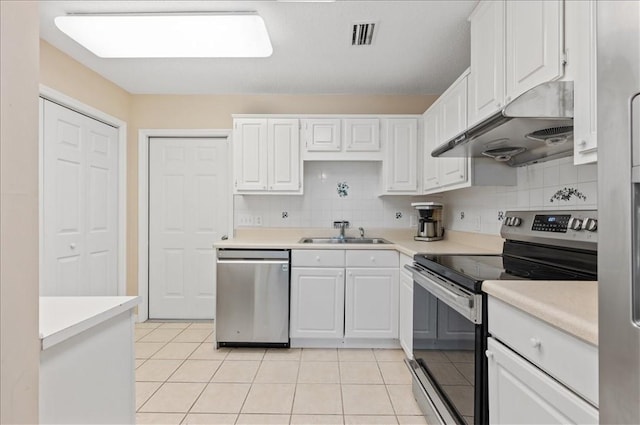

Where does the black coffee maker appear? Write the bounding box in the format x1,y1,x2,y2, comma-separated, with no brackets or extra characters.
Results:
412,202,444,241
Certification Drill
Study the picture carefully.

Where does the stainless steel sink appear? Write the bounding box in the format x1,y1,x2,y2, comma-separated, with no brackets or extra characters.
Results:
298,237,391,244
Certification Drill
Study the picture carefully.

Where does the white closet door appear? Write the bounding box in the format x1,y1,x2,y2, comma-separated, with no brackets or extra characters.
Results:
42,100,119,296
149,138,229,319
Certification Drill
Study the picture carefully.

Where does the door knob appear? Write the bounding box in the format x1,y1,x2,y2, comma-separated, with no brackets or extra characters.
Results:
70,243,76,250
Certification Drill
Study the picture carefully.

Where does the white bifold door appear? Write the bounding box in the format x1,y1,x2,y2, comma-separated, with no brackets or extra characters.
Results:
149,138,229,319
42,99,119,296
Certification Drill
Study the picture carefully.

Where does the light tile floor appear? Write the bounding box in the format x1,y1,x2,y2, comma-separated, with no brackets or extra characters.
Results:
135,321,428,425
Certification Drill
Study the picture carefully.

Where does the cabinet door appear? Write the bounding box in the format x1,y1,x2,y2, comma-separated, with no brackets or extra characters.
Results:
345,268,399,339
423,107,440,191
573,0,597,164
440,75,468,143
438,156,468,187
290,268,344,339
505,0,563,102
234,119,268,191
468,0,505,126
435,75,469,189
303,119,341,152
383,119,418,192
487,337,598,425
399,269,413,357
344,118,380,152
268,119,301,192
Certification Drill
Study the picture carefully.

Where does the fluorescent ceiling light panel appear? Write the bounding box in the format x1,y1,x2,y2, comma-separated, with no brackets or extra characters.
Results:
54,13,273,58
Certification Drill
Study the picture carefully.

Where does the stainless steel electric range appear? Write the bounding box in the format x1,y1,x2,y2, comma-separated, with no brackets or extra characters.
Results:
404,210,598,425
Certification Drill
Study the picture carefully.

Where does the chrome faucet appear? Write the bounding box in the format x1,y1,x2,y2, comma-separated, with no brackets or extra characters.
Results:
359,227,365,238
333,221,350,240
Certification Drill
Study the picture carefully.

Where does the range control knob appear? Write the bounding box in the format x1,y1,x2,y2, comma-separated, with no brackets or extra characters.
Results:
568,217,583,230
584,218,598,232
504,217,522,227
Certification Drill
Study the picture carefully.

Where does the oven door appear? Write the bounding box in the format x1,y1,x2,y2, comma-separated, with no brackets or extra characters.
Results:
404,264,486,425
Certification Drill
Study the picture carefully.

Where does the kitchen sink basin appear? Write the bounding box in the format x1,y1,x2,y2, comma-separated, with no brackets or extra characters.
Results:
298,237,391,244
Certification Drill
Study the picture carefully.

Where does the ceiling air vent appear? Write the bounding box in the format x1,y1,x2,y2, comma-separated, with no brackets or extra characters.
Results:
352,22,376,46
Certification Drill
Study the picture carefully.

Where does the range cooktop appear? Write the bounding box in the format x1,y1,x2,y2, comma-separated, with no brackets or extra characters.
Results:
413,253,597,293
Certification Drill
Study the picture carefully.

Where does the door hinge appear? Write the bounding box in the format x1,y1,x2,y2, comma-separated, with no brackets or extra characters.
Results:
561,51,568,67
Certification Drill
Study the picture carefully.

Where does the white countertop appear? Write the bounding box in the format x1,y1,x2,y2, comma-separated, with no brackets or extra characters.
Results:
40,296,140,350
214,228,504,257
482,280,598,346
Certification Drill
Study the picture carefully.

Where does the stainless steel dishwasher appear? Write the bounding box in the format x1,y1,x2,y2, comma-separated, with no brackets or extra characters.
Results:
216,249,290,348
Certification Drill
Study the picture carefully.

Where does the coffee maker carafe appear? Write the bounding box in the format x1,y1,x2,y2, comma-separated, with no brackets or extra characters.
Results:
412,202,444,241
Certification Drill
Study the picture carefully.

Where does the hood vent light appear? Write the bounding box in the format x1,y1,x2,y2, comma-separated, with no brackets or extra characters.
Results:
482,147,526,162
352,22,376,46
525,126,573,146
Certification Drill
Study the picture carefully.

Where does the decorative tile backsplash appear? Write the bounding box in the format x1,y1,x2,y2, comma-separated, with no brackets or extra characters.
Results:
234,162,420,229
234,157,598,235
441,157,598,235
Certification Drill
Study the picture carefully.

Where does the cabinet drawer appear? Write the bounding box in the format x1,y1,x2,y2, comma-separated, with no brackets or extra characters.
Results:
488,297,598,406
487,337,598,424
292,250,345,267
346,250,398,268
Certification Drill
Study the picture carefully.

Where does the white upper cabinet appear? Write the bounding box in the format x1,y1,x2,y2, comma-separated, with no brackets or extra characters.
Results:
440,69,469,142
468,0,506,126
437,72,469,187
301,117,382,161
505,0,564,102
234,118,301,194
421,70,516,195
422,72,471,192
468,0,564,127
344,118,380,152
302,119,342,152
570,0,597,164
422,105,441,191
268,119,301,191
381,118,419,194
233,118,268,192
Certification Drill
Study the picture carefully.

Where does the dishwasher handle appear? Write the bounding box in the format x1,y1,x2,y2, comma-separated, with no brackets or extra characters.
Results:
217,249,290,261
217,259,289,265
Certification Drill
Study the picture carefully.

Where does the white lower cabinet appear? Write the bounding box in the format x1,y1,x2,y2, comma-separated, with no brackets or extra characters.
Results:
290,249,399,347
345,267,398,339
487,337,598,424
290,267,344,339
487,296,599,424
399,256,413,357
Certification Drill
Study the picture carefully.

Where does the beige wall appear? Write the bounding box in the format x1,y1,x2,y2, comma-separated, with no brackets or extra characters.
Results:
40,40,131,122
39,42,439,299
1,1,41,422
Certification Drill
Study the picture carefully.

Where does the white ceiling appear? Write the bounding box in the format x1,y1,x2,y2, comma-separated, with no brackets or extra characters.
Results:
39,1,477,95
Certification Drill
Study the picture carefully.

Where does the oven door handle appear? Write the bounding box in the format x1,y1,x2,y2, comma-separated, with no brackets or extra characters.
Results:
404,264,482,324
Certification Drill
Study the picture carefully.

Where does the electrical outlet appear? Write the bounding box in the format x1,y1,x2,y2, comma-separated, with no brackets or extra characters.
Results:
498,210,505,221
237,214,253,226
254,215,263,226
474,216,482,232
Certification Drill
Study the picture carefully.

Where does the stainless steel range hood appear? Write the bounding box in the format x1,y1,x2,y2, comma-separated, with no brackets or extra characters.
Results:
431,81,574,167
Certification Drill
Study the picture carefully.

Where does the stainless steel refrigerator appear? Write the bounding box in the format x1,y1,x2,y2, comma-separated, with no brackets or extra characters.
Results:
597,2,640,423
